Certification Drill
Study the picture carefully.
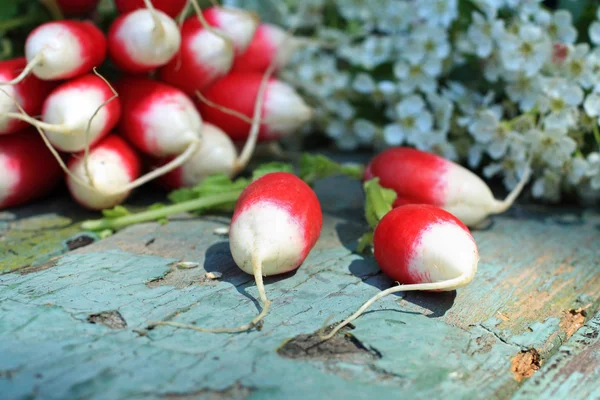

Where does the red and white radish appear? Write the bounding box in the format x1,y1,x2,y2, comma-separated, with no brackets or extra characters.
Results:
154,123,238,189
323,204,479,339
154,172,323,332
197,72,312,142
0,58,55,135
66,134,142,210
231,23,300,74
1,20,106,85
157,8,236,94
202,6,259,54
108,1,181,74
0,129,63,209
115,77,201,157
56,0,100,15
2,73,121,153
364,147,531,227
114,0,187,18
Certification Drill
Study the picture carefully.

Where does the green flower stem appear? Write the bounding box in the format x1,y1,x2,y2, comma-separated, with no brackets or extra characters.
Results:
593,124,600,148
81,190,243,232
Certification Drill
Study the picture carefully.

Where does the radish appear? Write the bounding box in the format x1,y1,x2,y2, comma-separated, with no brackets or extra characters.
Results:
157,5,236,94
107,0,181,74
154,123,238,189
322,204,479,340
230,23,301,74
114,0,187,18
0,58,56,135
202,6,259,54
66,135,142,210
1,73,121,153
0,129,63,209
56,0,101,15
1,20,106,84
197,72,312,142
364,147,532,227
152,172,323,332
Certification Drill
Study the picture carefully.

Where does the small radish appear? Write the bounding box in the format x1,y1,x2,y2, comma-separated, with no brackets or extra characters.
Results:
66,134,142,210
364,147,532,227
1,20,106,84
56,0,101,15
230,23,301,74
158,5,236,94
0,129,63,209
0,58,56,135
202,6,259,54
108,0,181,74
2,73,121,153
151,172,323,332
114,0,187,18
115,77,202,158
322,204,479,340
154,123,238,189
197,72,312,142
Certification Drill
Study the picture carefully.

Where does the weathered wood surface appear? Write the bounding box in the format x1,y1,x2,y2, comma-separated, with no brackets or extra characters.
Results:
1,176,599,400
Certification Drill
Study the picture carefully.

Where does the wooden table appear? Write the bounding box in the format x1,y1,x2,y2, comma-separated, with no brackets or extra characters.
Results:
1,176,599,400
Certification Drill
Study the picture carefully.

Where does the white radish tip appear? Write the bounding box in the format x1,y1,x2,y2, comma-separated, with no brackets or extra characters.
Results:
191,29,235,74
25,25,82,80
264,80,313,137
214,8,259,52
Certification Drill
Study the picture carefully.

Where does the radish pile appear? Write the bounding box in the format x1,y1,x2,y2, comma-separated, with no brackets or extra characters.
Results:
0,0,311,212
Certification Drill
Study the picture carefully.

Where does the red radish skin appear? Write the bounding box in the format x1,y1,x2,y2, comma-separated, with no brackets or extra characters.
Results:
364,147,531,227
114,0,187,18
108,8,181,74
0,129,62,209
66,134,141,210
57,0,100,15
198,73,312,142
158,15,234,95
323,204,479,340
20,20,106,81
37,74,121,152
202,6,258,54
115,77,202,157
231,23,300,74
0,58,56,135
154,123,237,189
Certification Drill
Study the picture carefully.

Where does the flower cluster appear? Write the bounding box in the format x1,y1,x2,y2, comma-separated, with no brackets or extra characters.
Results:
225,0,600,203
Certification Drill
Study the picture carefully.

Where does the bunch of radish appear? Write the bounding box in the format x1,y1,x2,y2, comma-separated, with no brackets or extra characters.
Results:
0,0,312,212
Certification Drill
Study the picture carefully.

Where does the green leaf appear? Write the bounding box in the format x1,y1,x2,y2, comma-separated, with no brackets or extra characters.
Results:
101,205,130,218
356,232,373,254
363,178,396,229
299,153,364,185
251,162,294,180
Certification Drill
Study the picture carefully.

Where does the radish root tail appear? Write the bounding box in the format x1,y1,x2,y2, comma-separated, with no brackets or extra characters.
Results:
491,163,532,215
190,0,235,57
148,256,272,333
0,53,44,86
143,0,166,40
319,273,474,341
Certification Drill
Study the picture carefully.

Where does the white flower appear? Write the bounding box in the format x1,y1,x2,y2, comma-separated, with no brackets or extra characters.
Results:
504,71,540,112
352,118,378,144
325,119,347,140
562,44,594,89
527,126,577,168
586,152,600,190
413,130,458,160
482,141,528,190
468,144,485,168
472,0,502,18
498,22,552,77
372,80,398,103
589,21,600,46
468,109,519,159
427,92,454,134
466,12,505,58
531,168,562,202
405,25,451,62
584,91,600,124
567,156,588,185
376,0,415,33
352,73,376,94
516,0,545,20
546,10,577,44
294,53,349,99
537,77,583,129
393,57,441,94
326,99,356,120
416,0,458,28
386,95,434,146
340,36,394,70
